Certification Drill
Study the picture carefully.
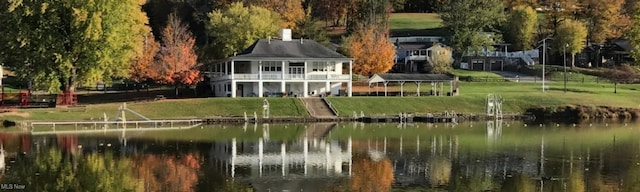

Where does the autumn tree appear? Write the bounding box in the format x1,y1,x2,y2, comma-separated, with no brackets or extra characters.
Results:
579,0,630,44
503,5,538,51
207,2,280,58
602,64,640,93
247,0,305,29
344,26,396,76
555,19,588,68
155,13,201,96
439,0,505,60
130,33,160,83
627,1,640,65
0,0,150,93
540,0,581,37
314,0,349,27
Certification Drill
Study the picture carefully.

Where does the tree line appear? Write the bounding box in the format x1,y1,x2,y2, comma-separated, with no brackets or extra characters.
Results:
0,0,398,94
2,0,640,94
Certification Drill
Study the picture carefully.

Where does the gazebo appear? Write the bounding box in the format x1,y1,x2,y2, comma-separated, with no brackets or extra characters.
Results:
367,74,458,96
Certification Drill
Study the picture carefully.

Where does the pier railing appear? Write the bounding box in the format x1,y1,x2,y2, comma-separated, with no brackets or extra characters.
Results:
29,119,203,135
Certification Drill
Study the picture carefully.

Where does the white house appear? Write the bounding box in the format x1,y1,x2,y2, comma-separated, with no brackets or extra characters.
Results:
207,29,353,98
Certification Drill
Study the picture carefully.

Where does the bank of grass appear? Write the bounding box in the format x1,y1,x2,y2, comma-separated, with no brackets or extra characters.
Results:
389,13,443,30
11,97,308,121
5,70,640,121
328,80,640,116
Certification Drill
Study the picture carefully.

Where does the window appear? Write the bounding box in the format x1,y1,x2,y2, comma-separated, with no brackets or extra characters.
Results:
312,61,326,72
420,50,427,56
262,61,282,72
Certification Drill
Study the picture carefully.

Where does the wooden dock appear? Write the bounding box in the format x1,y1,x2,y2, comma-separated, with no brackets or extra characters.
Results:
29,119,203,135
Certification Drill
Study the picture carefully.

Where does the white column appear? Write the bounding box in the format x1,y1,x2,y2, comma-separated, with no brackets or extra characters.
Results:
231,81,237,98
348,60,353,97
258,61,263,80
281,81,286,95
303,82,309,97
383,82,389,97
416,82,422,96
325,81,331,96
231,60,235,79
258,82,263,98
304,61,308,80
400,81,405,97
281,61,286,80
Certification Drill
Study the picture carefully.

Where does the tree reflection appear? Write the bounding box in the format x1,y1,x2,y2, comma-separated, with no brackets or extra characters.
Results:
133,152,202,192
500,173,534,192
349,154,394,192
623,155,640,191
2,148,141,191
428,156,451,187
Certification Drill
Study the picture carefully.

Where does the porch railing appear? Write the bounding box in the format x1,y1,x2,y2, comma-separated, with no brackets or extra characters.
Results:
209,74,350,81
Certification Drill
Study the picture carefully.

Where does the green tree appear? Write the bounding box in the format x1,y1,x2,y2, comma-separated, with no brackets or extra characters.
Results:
206,2,280,58
627,1,640,65
294,11,330,45
602,64,640,93
555,19,588,68
439,0,505,60
0,0,150,93
503,5,538,51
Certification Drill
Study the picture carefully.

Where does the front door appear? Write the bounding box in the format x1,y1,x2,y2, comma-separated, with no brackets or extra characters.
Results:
237,84,243,97
288,67,304,79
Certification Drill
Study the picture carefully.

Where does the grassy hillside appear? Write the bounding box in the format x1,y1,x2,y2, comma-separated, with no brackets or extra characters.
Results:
389,13,443,30
389,13,447,37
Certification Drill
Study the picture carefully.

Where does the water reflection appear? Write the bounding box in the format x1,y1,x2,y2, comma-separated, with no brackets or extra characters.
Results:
0,121,639,191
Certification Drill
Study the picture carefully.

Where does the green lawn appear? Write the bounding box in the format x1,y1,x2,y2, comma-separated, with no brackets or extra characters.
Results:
389,13,443,30
4,69,640,122
13,97,309,121
329,80,640,116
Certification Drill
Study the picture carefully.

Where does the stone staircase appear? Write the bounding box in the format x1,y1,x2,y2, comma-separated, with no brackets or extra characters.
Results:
300,123,337,139
301,98,337,118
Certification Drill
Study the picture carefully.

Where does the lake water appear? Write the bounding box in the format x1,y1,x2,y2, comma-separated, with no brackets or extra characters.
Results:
1,120,640,191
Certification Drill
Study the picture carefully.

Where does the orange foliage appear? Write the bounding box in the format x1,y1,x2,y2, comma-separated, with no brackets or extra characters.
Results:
130,32,160,83
349,155,394,192
153,13,202,86
133,152,202,192
248,0,305,29
346,26,396,76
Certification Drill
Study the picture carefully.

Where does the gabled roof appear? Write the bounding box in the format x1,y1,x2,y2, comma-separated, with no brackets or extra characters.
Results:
368,73,454,84
231,39,351,60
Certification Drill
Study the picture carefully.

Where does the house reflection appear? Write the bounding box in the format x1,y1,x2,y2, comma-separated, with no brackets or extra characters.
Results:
209,137,353,178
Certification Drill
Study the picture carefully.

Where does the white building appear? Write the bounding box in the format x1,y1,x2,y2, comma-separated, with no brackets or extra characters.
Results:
207,29,353,98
